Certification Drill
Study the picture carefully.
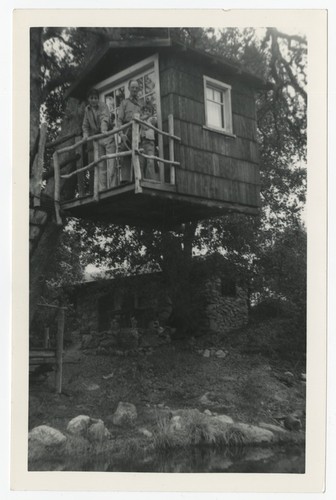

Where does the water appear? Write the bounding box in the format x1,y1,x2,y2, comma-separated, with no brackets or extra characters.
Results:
30,444,305,473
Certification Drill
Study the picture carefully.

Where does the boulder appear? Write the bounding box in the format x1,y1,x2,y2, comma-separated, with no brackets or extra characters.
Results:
214,414,234,425
215,349,227,359
138,428,153,438
87,420,110,442
67,415,91,436
84,382,100,391
29,425,67,447
231,423,275,444
112,402,137,426
259,422,287,434
203,349,210,358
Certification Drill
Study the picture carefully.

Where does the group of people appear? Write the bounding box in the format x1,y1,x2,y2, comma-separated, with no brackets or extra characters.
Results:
82,79,159,191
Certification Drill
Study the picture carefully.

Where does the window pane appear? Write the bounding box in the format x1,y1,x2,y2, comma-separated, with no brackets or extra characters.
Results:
213,88,223,103
145,72,155,94
105,93,115,113
207,101,223,128
136,77,144,96
206,87,213,100
115,86,125,107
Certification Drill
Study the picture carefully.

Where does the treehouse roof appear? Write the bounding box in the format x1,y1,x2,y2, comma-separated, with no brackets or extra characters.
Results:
66,37,269,100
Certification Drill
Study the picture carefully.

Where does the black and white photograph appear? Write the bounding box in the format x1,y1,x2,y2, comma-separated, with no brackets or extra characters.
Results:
8,7,329,493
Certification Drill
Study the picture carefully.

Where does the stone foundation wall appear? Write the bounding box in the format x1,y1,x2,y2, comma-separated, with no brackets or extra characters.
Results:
75,272,248,338
201,278,248,333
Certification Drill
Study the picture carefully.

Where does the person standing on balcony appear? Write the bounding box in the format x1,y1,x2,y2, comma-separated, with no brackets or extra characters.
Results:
82,88,117,190
117,79,141,183
139,103,159,181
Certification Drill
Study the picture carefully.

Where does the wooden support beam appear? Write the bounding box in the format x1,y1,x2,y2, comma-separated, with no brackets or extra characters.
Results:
56,123,131,155
45,131,78,149
53,152,63,226
137,149,180,166
60,151,132,179
43,153,81,181
134,117,181,142
31,122,48,207
132,114,142,193
93,140,100,202
55,308,65,394
168,114,176,185
75,136,85,197
44,327,50,349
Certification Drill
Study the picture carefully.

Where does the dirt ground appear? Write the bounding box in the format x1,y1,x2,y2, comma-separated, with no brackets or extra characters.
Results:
29,328,306,436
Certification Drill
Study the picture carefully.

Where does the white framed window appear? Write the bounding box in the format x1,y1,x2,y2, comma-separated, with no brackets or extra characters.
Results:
95,54,161,129
203,76,233,134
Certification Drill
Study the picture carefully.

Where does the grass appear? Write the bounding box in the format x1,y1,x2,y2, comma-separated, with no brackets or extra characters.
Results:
152,411,247,451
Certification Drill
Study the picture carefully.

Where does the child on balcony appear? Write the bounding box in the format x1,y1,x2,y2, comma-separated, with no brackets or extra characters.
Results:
82,88,117,190
139,103,159,181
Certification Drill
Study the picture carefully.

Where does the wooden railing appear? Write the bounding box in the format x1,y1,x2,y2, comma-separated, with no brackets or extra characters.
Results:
53,113,181,225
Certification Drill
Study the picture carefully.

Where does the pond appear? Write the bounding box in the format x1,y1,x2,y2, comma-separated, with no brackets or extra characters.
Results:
30,444,305,473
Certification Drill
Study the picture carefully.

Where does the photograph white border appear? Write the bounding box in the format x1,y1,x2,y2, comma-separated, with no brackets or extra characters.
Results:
6,5,330,495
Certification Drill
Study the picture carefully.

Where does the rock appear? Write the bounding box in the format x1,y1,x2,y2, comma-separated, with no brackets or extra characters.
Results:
284,414,302,431
84,382,100,391
87,420,110,442
259,422,287,434
138,428,153,438
215,349,227,359
67,415,91,436
300,373,306,381
204,409,212,416
277,371,295,387
199,392,216,405
203,349,210,358
231,423,275,444
170,415,182,431
112,402,137,426
29,425,67,447
214,414,234,424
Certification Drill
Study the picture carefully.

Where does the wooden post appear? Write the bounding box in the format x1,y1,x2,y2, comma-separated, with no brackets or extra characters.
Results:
30,122,48,207
132,114,142,193
55,308,65,394
44,327,50,349
75,136,85,197
53,151,63,225
168,114,175,185
93,140,100,202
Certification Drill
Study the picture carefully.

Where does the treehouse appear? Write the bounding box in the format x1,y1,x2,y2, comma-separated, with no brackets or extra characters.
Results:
53,38,265,229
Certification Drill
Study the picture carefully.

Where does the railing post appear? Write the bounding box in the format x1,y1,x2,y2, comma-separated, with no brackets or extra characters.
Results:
53,151,63,225
93,140,100,202
132,114,142,193
55,308,65,394
168,114,175,185
75,136,85,197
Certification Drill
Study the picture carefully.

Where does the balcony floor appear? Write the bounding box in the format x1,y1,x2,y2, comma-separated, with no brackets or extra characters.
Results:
60,181,259,229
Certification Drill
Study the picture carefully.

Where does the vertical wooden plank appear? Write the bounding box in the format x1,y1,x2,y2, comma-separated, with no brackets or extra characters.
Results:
53,151,62,226
168,114,175,185
55,308,65,394
44,327,50,349
132,114,142,193
93,140,100,202
75,136,85,197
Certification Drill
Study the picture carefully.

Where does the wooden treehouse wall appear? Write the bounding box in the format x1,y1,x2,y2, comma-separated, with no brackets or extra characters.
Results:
159,54,260,208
